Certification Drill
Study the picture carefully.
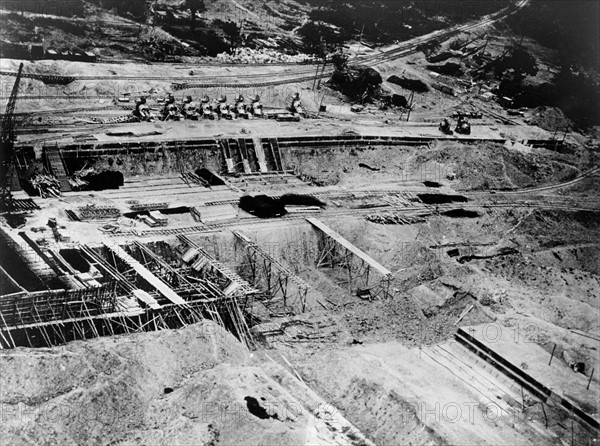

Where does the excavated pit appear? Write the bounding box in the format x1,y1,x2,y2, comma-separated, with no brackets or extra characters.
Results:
2,133,599,446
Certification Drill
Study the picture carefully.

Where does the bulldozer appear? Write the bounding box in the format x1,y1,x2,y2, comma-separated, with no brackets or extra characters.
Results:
250,95,263,118
232,94,249,119
132,97,155,122
288,92,304,117
439,118,453,135
200,95,216,120
455,116,471,135
181,95,200,120
161,95,183,121
215,95,234,120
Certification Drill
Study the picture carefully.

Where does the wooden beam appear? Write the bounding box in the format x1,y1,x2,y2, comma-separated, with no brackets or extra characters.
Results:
306,218,392,277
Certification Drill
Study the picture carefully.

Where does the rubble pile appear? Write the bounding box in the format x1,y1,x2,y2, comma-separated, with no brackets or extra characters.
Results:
365,212,427,225
29,174,61,198
215,48,316,64
329,65,383,101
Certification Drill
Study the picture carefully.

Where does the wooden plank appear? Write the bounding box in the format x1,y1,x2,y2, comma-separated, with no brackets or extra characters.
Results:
132,289,162,310
45,146,71,192
306,217,392,277
252,137,268,172
268,138,283,171
104,243,187,306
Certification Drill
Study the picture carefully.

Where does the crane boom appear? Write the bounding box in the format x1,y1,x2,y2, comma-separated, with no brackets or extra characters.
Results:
1,63,23,143
0,62,24,212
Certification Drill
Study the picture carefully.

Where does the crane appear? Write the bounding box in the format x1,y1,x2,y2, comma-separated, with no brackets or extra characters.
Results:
0,62,24,212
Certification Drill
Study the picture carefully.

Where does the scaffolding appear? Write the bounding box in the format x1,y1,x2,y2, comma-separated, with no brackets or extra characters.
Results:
232,230,309,314
177,234,259,298
0,239,258,349
306,217,393,300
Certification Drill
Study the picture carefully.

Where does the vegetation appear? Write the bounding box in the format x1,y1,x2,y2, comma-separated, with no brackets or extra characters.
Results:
503,1,600,128
88,0,147,21
506,0,600,71
183,0,206,31
299,0,511,53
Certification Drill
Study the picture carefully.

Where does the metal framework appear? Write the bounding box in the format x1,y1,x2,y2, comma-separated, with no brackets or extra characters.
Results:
306,217,393,300
0,239,257,349
232,230,308,314
177,234,259,297
0,63,24,212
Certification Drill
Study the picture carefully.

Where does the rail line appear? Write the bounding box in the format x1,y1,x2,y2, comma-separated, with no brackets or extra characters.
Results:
0,0,530,89
111,199,598,238
356,0,529,66
464,167,600,196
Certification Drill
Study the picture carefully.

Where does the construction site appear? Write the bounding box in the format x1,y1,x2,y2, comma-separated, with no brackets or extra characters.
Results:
0,0,599,444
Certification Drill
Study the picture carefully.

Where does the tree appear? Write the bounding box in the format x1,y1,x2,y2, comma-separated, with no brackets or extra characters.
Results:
183,0,205,31
494,45,538,83
331,50,349,71
220,20,241,47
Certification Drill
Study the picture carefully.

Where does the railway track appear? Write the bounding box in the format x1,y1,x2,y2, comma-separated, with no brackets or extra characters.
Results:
466,167,600,196
0,68,321,85
112,198,598,239
356,0,529,66
0,0,530,89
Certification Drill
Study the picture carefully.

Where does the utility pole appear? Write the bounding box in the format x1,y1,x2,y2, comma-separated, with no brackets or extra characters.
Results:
406,91,415,122
316,56,327,89
358,24,364,58
312,61,321,91
548,343,557,366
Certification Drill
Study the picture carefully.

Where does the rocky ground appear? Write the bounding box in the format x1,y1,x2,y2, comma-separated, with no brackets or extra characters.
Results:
1,1,599,445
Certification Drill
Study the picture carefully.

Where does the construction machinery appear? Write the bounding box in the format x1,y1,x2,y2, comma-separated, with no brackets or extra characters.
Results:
288,92,305,117
200,95,216,120
439,118,453,135
132,97,155,122
181,95,200,120
455,116,471,135
250,95,263,118
216,95,234,120
0,63,24,212
232,94,249,119
162,95,183,121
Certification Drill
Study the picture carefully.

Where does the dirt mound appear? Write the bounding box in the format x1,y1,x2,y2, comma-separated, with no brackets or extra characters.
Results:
387,75,430,92
329,65,383,100
517,209,600,248
414,141,582,190
526,106,573,134
0,322,248,445
0,322,367,445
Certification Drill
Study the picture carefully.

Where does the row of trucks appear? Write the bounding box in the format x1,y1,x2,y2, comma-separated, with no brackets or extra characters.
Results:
132,93,305,122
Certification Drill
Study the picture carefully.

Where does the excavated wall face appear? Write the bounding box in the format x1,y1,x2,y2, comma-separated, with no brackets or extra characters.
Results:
59,146,224,177
34,140,439,185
